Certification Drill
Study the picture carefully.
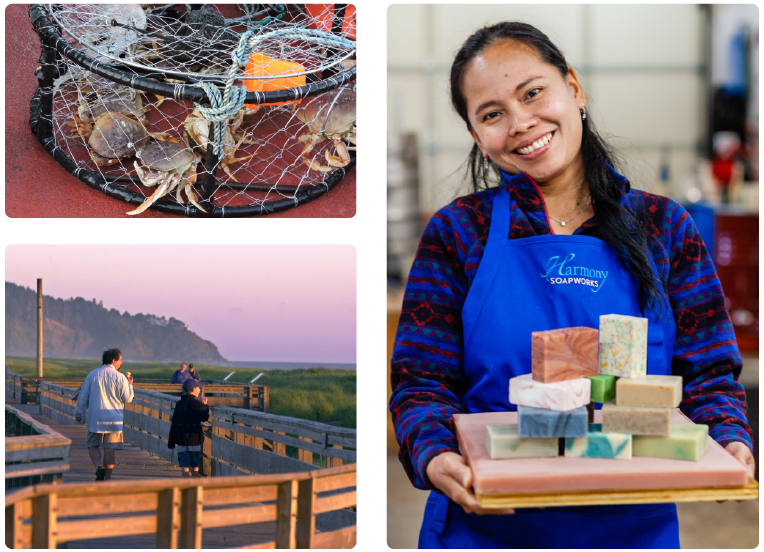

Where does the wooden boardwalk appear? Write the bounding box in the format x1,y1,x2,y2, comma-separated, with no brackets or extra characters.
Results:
8,403,282,548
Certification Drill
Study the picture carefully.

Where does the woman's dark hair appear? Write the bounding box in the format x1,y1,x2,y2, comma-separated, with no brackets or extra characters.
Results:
449,22,665,314
103,348,122,365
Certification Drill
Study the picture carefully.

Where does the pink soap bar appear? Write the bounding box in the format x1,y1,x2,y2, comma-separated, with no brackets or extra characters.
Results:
509,374,591,412
532,327,599,383
455,409,748,495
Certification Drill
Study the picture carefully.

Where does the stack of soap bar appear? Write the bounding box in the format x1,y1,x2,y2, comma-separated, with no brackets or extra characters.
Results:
565,424,632,459
517,405,588,438
616,375,682,408
531,327,598,382
598,314,647,378
588,374,617,403
601,403,671,436
486,424,559,459
633,424,709,461
509,374,591,412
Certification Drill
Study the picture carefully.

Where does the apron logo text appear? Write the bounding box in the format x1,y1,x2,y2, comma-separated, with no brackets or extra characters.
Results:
539,253,608,292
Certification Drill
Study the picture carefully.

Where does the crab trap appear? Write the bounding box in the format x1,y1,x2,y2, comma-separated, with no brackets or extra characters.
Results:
29,4,356,217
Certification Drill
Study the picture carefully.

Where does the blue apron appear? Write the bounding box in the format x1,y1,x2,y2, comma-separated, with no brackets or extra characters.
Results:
419,186,680,549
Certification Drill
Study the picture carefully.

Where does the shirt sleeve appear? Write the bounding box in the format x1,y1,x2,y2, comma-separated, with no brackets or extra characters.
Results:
389,207,473,490
74,373,92,419
120,374,134,405
666,202,752,451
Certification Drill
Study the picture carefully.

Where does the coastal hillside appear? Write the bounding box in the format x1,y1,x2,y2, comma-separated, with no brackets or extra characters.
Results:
5,282,226,361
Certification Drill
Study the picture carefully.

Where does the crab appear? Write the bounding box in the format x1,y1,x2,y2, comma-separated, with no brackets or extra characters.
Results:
126,139,203,216
87,111,150,167
294,87,356,172
183,108,258,182
69,88,147,140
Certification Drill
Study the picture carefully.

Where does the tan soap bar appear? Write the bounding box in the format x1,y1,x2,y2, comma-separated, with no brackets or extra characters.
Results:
601,403,671,436
531,327,599,383
616,375,683,408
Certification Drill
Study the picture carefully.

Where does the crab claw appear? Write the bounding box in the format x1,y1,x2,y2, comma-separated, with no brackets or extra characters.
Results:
184,182,207,213
301,156,333,173
325,140,351,168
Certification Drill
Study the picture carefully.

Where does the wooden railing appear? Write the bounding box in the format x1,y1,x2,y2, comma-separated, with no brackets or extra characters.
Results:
5,463,356,548
5,405,71,490
6,372,268,411
39,382,356,531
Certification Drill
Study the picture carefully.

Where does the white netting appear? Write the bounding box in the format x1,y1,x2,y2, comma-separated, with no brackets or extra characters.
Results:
42,4,356,215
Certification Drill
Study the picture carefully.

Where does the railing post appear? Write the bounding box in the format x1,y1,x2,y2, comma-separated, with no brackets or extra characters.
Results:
262,386,270,413
180,486,203,548
6,499,31,548
296,478,316,548
298,437,313,465
276,480,298,549
327,445,344,468
273,431,286,456
31,493,57,548
157,488,181,548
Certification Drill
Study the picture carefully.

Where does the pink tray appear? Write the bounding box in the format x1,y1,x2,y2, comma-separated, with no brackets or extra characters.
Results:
455,409,748,495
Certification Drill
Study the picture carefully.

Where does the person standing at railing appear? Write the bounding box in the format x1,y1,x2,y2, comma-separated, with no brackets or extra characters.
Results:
188,363,201,382
74,348,134,481
168,379,210,477
172,362,192,385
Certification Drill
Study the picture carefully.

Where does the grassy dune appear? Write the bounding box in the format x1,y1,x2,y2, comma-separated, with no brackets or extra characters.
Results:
6,357,356,429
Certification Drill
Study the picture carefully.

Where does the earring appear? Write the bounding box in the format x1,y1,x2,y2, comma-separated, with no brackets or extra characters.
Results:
580,106,587,120
484,157,490,171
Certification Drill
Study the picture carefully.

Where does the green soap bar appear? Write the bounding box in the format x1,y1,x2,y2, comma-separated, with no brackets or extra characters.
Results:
632,424,709,461
486,424,559,459
565,424,632,459
588,375,617,403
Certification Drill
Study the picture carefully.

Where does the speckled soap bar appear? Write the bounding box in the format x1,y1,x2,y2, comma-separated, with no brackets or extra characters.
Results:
531,327,599,383
588,374,617,403
486,424,559,459
616,375,683,408
509,374,591,412
517,405,588,438
601,403,671,436
565,424,632,459
633,424,709,461
598,314,647,378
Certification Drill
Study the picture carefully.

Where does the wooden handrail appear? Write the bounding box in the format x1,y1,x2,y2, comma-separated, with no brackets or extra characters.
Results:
5,464,356,548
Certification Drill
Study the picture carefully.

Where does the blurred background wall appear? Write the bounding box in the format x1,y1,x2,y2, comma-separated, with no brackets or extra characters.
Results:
387,4,758,548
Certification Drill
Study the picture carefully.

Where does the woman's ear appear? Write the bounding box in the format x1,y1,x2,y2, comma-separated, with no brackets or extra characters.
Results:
566,68,586,107
469,128,487,158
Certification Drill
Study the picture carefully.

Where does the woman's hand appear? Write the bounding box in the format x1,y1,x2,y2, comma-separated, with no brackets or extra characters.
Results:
724,442,756,480
426,451,515,515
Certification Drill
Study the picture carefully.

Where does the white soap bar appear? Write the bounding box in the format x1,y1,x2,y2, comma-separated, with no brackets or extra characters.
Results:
598,314,648,378
509,374,591,412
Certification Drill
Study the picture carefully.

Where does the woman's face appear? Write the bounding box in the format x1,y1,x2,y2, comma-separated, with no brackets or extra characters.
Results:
463,40,586,188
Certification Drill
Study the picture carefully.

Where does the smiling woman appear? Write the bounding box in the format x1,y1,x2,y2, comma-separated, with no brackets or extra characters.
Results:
389,21,754,549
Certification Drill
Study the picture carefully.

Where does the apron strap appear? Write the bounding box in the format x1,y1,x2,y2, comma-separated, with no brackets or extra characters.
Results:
487,188,512,247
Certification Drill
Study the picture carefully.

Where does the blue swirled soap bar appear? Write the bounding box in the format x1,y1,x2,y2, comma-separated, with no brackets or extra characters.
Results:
564,423,632,459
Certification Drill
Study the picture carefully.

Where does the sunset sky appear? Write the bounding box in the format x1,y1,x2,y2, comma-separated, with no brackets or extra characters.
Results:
6,245,356,363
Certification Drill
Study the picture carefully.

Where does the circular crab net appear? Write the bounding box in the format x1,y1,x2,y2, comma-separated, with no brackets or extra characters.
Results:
29,4,356,216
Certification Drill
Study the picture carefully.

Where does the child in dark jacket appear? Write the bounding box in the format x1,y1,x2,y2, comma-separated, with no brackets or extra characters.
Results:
168,379,210,477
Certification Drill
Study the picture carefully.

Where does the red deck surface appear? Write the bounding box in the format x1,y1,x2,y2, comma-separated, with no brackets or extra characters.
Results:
5,4,356,218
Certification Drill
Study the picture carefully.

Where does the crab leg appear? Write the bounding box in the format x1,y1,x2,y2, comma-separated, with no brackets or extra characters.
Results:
126,174,179,216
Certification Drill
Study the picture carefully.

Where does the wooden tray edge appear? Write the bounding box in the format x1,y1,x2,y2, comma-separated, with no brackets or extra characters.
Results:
477,480,759,508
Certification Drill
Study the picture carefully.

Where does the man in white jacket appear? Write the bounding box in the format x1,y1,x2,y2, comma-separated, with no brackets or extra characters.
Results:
74,348,134,481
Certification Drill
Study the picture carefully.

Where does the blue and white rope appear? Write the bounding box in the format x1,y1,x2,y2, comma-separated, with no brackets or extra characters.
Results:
193,28,355,157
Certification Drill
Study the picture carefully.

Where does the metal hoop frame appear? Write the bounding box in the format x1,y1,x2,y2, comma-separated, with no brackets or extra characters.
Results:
28,4,357,217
